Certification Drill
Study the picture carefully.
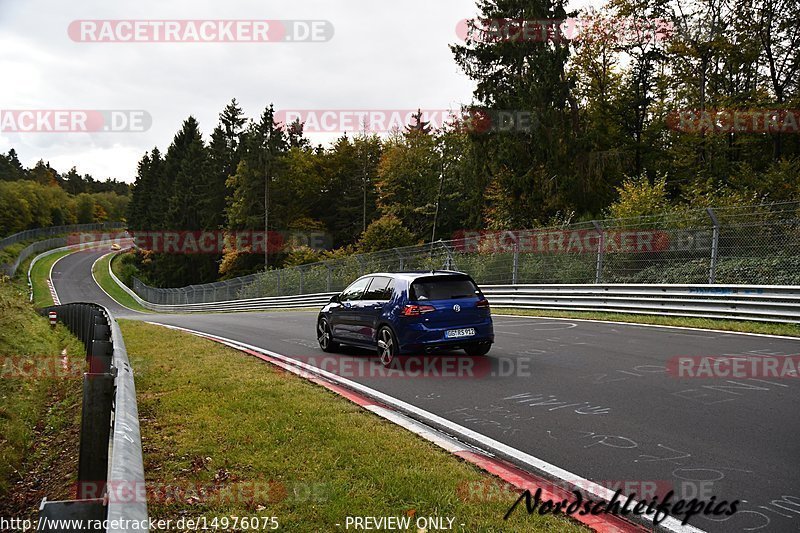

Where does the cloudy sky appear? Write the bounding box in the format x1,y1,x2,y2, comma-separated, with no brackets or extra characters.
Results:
0,0,592,182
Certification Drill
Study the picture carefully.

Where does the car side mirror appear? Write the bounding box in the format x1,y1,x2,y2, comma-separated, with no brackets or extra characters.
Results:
330,294,340,303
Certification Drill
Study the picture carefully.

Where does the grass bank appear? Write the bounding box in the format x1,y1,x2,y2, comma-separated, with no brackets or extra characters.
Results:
29,249,73,308
122,320,585,532
0,279,84,518
92,253,148,312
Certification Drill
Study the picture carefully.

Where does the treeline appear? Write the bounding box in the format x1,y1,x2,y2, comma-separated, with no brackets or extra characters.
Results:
0,149,129,195
127,0,800,288
0,150,130,237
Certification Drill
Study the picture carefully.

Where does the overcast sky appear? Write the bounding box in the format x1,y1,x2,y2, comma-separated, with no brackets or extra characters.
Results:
0,0,592,182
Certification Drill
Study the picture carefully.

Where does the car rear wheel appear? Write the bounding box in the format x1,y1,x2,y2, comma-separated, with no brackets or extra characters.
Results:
377,326,398,367
317,318,338,352
464,343,491,357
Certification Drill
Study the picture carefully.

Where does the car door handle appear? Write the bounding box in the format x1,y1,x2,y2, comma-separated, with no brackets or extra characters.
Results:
372,305,384,310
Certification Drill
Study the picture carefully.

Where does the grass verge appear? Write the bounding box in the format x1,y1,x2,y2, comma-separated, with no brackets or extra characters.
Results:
29,249,72,308
0,279,84,517
493,307,800,337
122,320,586,532
92,253,148,312
0,241,35,267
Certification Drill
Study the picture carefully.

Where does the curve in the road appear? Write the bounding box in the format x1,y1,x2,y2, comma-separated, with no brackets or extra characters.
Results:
50,247,800,533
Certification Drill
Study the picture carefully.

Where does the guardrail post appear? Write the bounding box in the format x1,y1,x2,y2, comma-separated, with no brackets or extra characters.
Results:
707,207,720,284
592,220,604,284
40,303,148,525
512,243,519,284
77,371,114,499
89,315,112,374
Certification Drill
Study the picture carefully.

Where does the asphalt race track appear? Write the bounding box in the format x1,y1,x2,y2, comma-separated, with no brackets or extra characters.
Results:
52,247,800,532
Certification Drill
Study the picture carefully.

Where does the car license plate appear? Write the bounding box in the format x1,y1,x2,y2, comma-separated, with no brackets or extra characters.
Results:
445,328,475,339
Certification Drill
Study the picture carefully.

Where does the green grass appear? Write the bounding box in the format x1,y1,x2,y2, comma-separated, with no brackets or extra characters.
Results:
0,241,31,266
493,307,800,337
92,253,148,312
0,232,81,268
0,279,84,504
122,320,586,532
29,250,72,308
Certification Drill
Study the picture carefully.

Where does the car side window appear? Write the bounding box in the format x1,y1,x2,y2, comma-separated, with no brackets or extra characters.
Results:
362,276,394,301
340,277,371,301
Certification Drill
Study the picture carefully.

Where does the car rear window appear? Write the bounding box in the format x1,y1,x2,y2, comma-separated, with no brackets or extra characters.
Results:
410,276,479,301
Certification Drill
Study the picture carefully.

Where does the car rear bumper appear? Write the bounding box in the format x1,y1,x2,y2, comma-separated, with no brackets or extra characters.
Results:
397,319,494,354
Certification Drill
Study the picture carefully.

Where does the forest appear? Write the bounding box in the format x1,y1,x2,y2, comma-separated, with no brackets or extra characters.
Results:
0,149,130,237
123,0,799,287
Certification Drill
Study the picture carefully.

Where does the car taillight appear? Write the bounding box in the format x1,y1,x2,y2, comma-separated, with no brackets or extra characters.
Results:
402,304,436,316
476,298,490,309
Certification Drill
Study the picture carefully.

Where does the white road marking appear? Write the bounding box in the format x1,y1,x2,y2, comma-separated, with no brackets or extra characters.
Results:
495,313,800,341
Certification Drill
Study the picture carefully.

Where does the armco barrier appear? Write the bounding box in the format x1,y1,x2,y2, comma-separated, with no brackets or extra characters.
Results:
105,253,800,323
103,253,335,313
481,284,800,323
1,222,125,277
37,303,147,533
0,222,125,251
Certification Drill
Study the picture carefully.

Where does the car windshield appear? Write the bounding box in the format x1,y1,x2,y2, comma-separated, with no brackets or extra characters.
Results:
410,276,479,300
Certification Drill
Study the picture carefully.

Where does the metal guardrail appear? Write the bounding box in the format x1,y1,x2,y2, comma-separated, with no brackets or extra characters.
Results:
104,254,333,313
4,237,69,278
0,222,124,251
481,284,800,324
37,303,147,533
112,260,800,323
1,222,125,277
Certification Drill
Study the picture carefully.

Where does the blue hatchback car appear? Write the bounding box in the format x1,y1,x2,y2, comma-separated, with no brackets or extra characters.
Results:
317,271,494,366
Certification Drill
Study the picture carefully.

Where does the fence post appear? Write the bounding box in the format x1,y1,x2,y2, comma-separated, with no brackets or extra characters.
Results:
439,240,455,270
592,220,604,284
707,207,720,284
395,249,404,271
512,243,519,284
299,267,305,295
326,265,332,292
355,255,365,276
